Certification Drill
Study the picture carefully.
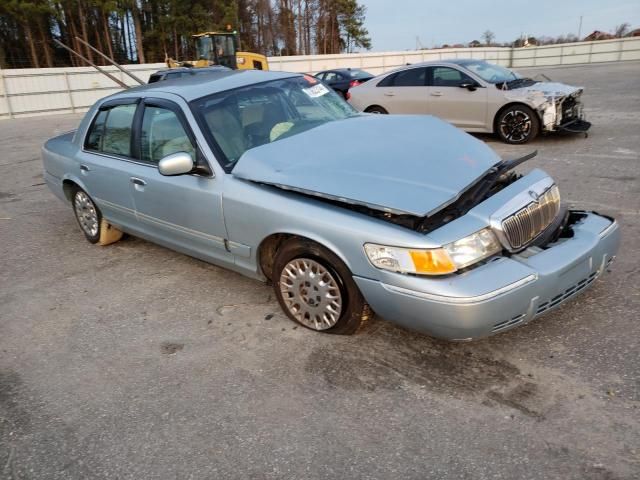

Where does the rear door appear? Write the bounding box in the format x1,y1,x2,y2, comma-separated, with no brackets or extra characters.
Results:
77,99,140,231
126,98,233,265
374,67,429,114
425,66,487,128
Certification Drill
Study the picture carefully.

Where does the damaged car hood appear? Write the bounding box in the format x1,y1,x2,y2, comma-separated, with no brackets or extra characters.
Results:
232,115,502,217
504,81,583,106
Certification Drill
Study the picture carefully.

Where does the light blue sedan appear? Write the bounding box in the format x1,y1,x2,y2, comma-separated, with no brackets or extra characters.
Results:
41,70,620,340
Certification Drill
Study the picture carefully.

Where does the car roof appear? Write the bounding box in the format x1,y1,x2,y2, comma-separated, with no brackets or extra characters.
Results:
404,58,489,68
318,68,368,74
379,58,490,76
112,70,302,102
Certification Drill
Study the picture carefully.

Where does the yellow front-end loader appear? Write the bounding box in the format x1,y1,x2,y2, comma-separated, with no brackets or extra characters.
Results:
166,31,269,71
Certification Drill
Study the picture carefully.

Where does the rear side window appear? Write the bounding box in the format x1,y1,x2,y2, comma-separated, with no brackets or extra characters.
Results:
86,103,136,156
393,68,426,86
377,68,426,87
85,110,108,150
140,106,195,163
102,104,136,156
377,73,396,87
324,72,341,82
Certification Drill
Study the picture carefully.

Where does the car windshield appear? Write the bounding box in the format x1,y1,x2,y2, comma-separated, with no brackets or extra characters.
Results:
196,37,212,60
191,76,358,170
462,61,520,84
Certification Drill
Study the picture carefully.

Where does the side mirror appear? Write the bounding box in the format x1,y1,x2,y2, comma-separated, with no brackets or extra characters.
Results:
459,82,478,91
158,152,194,176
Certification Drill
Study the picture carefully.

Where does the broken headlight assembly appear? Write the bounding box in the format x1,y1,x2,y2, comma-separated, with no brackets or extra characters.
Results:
364,228,502,276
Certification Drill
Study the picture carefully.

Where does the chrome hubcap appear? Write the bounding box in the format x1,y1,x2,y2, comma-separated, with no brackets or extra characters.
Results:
74,191,98,237
500,110,531,142
279,258,343,330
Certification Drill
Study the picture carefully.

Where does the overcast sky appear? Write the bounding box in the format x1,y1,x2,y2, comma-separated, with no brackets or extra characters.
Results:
361,0,640,51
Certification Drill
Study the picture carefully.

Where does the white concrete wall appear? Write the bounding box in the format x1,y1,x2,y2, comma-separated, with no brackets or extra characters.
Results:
266,47,512,75
0,63,166,118
1,37,639,119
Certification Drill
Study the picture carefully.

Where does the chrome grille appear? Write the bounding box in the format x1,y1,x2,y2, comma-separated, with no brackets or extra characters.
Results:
502,185,561,250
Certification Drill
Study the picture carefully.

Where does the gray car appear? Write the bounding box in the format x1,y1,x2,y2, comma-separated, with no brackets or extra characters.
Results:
348,59,591,144
41,70,619,340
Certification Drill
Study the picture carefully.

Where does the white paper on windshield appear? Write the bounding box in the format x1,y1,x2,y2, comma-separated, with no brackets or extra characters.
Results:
303,83,330,98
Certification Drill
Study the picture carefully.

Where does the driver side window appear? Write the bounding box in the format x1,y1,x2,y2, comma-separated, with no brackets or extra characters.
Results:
431,67,474,87
140,106,196,164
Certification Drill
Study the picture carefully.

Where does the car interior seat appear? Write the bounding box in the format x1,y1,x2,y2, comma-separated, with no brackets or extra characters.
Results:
204,101,247,162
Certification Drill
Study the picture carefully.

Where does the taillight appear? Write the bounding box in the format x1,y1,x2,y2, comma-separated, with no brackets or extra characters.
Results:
349,80,361,88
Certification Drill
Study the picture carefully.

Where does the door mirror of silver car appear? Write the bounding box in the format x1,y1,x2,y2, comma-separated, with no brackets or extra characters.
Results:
459,82,478,92
158,152,194,176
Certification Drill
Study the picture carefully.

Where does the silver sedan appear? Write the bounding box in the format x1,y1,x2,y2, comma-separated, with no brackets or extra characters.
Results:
348,59,590,144
42,70,618,340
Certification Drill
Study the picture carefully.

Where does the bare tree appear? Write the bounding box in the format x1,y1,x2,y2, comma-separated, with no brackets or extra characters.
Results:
482,30,495,46
614,23,630,38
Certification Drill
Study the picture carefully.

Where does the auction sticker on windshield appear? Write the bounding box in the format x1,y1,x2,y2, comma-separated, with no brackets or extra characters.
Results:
303,83,330,98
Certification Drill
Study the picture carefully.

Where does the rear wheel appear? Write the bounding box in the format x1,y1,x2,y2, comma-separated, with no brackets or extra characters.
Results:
273,239,370,334
72,189,101,243
71,187,122,246
496,105,539,144
365,106,388,114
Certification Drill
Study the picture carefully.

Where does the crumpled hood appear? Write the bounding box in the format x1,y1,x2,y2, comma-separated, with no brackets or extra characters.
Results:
504,81,583,107
232,115,502,217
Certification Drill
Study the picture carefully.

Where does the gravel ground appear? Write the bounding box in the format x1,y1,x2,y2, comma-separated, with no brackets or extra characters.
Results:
1,61,639,479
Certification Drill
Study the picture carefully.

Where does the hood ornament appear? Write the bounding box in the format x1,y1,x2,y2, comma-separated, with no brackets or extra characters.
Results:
528,190,541,203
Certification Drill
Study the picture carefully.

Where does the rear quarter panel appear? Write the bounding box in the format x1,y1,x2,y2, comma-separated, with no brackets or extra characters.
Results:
347,81,380,111
41,131,89,203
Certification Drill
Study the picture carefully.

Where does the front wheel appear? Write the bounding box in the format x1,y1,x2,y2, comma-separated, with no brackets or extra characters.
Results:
273,239,371,334
365,106,388,114
496,105,539,144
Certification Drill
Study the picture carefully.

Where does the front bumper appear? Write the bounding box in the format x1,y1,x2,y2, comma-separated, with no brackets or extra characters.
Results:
354,212,620,340
557,118,591,133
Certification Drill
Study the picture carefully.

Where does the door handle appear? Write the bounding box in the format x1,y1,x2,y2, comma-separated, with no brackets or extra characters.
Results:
430,91,443,97
80,164,90,172
384,91,395,96
130,177,147,186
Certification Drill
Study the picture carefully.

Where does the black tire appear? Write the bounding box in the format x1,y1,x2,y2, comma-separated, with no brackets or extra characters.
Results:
496,104,539,144
273,238,371,335
365,106,388,114
71,187,102,244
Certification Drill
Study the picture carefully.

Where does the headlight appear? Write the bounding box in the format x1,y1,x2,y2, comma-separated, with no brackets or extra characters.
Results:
364,228,501,276
443,227,502,269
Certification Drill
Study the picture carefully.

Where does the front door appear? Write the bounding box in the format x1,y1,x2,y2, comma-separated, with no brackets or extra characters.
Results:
127,99,232,266
425,66,487,129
